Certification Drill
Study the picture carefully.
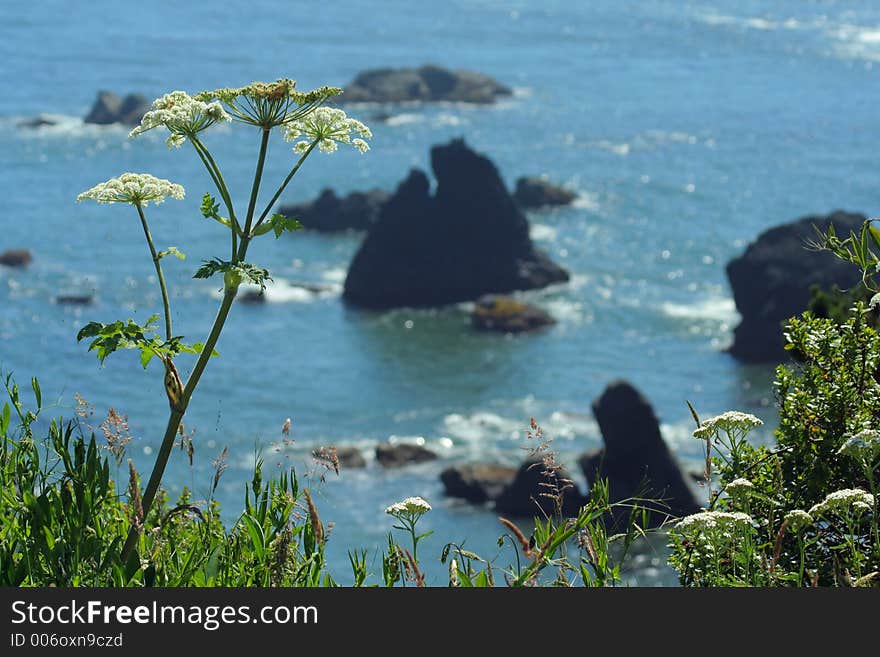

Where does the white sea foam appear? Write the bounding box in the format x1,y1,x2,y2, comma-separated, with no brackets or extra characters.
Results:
321,267,347,284
530,223,558,241
209,277,340,303
572,191,600,211
6,114,128,139
659,296,738,323
384,112,424,126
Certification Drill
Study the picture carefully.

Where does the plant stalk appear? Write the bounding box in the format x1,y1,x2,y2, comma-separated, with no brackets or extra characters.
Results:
135,204,172,342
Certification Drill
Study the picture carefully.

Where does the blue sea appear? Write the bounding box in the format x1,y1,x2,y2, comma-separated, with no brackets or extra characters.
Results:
2,0,879,585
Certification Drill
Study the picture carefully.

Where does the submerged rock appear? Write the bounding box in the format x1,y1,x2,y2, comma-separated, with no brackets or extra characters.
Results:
494,458,583,518
578,381,700,527
471,295,555,334
726,210,866,362
18,115,58,129
84,91,150,125
0,249,32,267
312,446,367,470
278,188,389,232
513,177,576,209
375,442,437,468
343,139,569,309
341,64,512,104
440,463,518,504
54,295,93,305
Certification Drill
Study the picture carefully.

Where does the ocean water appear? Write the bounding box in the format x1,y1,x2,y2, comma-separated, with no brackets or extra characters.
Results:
2,0,879,586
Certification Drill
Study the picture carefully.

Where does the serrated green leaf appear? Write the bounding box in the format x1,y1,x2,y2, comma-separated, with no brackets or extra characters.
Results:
253,213,303,238
200,192,231,228
193,258,272,290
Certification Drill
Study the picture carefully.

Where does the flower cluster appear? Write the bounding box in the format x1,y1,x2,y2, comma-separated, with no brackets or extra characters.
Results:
837,429,880,462
674,510,755,533
129,91,230,148
196,80,342,128
76,173,185,206
385,496,432,518
693,411,763,440
725,478,754,497
808,489,875,518
282,107,372,154
783,509,813,532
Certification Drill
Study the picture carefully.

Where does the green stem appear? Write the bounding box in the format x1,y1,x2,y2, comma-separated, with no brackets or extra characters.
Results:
135,204,172,341
120,286,239,565
252,139,318,232
190,136,243,241
240,129,271,243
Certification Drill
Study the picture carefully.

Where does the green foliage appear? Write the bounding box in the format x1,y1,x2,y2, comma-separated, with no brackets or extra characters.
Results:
200,193,231,228
1,374,651,587
193,258,272,290
252,213,302,238
76,315,217,369
157,246,186,261
670,310,880,586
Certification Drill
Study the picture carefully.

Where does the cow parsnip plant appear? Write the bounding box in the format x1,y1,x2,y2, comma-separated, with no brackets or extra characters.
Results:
75,79,371,565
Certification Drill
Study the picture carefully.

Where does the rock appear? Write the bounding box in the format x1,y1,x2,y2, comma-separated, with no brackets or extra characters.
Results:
54,295,93,305
84,91,150,125
278,188,389,232
579,381,700,527
375,442,437,468
341,64,512,104
238,289,266,304
343,139,569,309
0,250,32,267
494,458,583,518
312,446,367,470
471,295,555,334
440,463,518,503
726,210,866,362
18,115,58,129
513,177,576,209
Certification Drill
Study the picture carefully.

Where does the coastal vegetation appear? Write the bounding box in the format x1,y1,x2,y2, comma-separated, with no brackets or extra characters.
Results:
1,77,877,587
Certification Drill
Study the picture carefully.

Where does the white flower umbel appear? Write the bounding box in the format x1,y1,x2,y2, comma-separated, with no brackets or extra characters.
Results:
725,478,754,497
808,488,875,518
282,107,372,154
385,496,432,564
838,430,880,462
76,173,185,206
675,511,755,533
196,80,341,128
129,91,230,148
385,496,432,518
693,411,764,440
784,510,813,533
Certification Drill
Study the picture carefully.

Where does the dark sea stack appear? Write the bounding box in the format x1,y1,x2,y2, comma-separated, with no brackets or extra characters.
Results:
494,458,583,518
84,91,149,125
726,210,866,362
343,139,570,309
579,381,700,527
340,65,512,104
375,442,437,468
0,249,32,267
471,296,555,334
512,177,576,209
278,188,389,232
440,463,518,504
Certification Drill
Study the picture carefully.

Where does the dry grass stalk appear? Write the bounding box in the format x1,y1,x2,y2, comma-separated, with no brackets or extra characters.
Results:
303,488,324,545
498,516,533,558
